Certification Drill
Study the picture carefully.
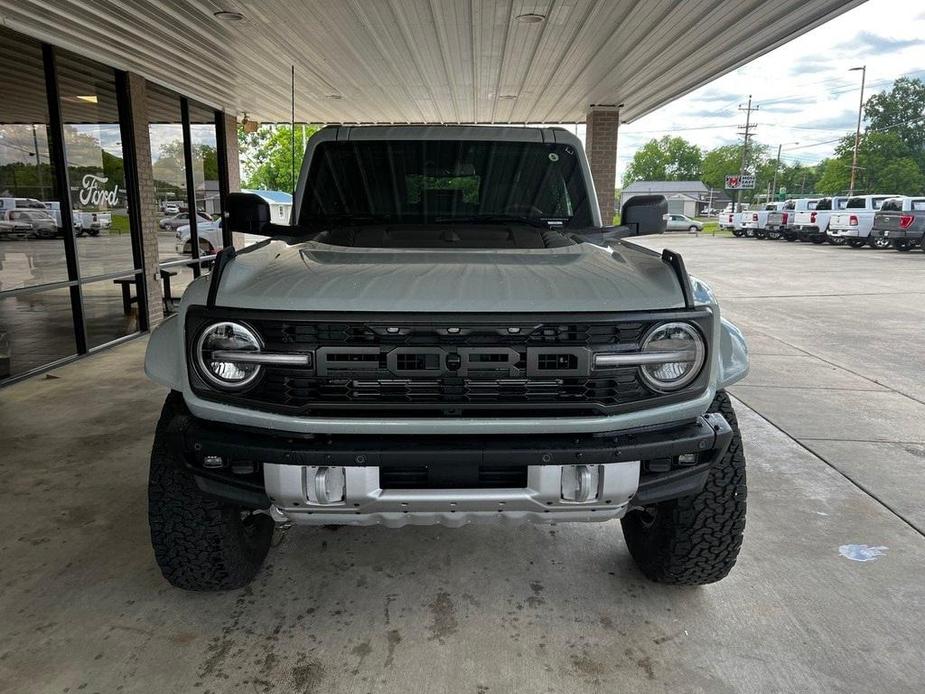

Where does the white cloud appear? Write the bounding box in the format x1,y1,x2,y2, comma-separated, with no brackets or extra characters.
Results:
611,0,925,181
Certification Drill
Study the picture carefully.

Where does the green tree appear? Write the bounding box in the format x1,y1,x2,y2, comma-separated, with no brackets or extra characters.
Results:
702,142,770,202
864,77,925,169
814,131,924,195
238,124,320,193
622,136,702,186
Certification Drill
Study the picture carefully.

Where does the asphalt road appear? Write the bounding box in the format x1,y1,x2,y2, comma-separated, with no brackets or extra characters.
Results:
1,233,923,693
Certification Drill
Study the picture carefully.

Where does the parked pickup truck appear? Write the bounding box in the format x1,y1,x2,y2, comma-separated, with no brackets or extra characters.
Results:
771,198,821,242
143,125,750,591
718,208,743,235
792,196,849,244
742,202,786,239
870,196,925,251
828,195,897,248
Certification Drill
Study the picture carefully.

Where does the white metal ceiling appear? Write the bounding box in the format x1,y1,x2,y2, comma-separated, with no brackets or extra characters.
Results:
0,0,865,124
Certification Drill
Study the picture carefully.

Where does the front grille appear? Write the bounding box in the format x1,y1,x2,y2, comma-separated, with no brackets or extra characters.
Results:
187,309,711,416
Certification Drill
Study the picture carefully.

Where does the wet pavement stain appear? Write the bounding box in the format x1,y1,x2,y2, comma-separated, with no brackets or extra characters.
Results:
427,591,459,642
351,639,372,674
384,629,402,668
291,655,325,693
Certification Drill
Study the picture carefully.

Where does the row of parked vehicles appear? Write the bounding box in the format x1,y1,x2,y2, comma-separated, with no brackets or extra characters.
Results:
0,197,112,239
719,194,925,251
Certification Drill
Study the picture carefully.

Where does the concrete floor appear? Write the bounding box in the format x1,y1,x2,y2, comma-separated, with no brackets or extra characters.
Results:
1,234,924,693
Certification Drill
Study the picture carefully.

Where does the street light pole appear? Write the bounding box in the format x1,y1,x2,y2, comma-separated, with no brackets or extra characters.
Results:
771,143,782,202
770,141,798,202
848,65,866,196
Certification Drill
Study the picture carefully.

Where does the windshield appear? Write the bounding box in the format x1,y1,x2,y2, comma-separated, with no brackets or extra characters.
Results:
299,140,593,228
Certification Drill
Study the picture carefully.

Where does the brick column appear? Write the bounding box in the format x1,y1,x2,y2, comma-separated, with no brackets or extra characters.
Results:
124,72,164,327
585,105,620,225
221,112,241,192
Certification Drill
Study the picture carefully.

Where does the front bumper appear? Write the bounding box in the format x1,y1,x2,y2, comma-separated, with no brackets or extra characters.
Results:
165,409,733,527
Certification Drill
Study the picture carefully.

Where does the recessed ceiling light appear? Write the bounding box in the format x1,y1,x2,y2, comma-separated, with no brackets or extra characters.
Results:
326,94,344,100
213,10,244,21
515,13,545,24
75,95,98,103
498,94,518,100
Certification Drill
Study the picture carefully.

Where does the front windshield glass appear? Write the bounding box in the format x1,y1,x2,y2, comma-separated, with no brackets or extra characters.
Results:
299,139,593,228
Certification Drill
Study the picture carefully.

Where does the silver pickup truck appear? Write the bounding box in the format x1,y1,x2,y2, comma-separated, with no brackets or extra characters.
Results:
144,126,749,591
870,196,925,251
742,202,786,239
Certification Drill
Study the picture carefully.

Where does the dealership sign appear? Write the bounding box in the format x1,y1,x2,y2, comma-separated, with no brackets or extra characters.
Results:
724,174,755,190
78,174,119,207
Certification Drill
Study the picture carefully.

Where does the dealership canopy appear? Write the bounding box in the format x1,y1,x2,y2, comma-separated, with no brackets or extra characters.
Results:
0,0,864,124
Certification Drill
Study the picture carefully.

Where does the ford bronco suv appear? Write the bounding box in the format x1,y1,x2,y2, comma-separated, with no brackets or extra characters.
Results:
144,126,749,591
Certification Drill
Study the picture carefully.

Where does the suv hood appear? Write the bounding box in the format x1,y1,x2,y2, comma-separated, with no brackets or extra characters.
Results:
212,240,685,313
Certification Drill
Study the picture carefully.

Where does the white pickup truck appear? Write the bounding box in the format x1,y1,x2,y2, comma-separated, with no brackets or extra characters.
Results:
742,202,786,239
718,208,746,236
770,198,820,242
791,196,849,244
828,195,897,248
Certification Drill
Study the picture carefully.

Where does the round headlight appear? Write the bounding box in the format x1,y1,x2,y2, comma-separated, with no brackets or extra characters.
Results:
195,321,262,390
639,322,705,392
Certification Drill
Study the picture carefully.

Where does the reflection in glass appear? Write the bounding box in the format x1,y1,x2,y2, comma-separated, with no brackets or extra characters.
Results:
57,49,136,279
148,85,188,277
0,27,69,292
0,288,77,381
188,101,221,256
82,275,140,349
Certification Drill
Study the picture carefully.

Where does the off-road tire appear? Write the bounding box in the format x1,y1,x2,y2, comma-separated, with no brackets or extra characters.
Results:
621,390,746,585
893,240,911,252
847,238,866,248
869,237,890,249
148,393,274,591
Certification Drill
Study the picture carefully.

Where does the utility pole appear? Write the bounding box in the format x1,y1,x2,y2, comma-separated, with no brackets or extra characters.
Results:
848,65,866,196
771,143,782,203
736,95,758,209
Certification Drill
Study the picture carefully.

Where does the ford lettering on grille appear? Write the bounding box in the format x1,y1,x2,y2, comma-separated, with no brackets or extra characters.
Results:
315,346,591,379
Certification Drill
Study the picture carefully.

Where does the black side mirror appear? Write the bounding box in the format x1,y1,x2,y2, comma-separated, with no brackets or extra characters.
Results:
225,192,271,234
620,195,667,236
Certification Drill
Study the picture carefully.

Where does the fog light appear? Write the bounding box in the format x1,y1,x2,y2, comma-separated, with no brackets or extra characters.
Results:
306,466,346,505
561,464,600,503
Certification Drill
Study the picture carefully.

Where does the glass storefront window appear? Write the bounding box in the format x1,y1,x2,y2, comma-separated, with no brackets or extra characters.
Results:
148,85,196,306
57,50,136,280
188,101,222,256
0,29,69,292
82,275,140,349
0,288,76,379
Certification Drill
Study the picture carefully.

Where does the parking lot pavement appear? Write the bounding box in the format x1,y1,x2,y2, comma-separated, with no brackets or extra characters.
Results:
1,236,923,693
635,234,925,536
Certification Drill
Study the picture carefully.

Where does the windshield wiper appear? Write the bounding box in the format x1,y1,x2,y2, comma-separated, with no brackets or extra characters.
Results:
433,214,555,229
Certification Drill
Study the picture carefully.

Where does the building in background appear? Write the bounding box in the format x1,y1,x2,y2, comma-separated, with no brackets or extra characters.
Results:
620,181,729,216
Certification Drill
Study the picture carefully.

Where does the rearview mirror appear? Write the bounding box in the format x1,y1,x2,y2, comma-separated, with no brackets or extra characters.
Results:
621,195,667,236
225,192,271,234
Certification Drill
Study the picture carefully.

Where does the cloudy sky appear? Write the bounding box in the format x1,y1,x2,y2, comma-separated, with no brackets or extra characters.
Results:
608,0,925,182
